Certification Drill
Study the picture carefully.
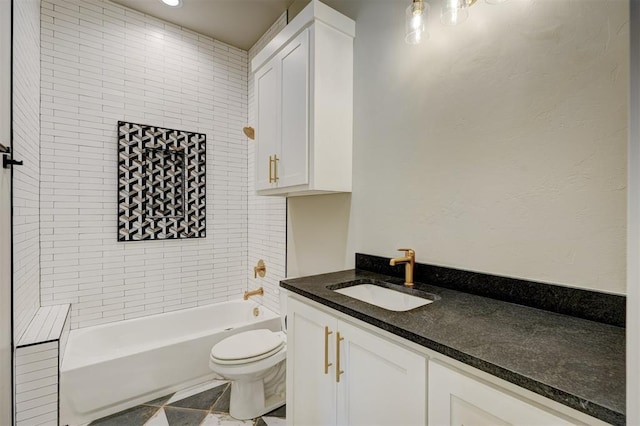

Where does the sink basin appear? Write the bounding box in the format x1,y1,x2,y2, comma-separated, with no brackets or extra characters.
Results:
329,280,436,312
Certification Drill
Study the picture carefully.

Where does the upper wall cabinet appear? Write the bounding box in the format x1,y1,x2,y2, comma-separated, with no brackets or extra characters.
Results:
251,0,355,197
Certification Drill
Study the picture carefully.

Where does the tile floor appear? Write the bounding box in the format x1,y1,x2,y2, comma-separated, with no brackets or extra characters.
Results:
89,380,286,426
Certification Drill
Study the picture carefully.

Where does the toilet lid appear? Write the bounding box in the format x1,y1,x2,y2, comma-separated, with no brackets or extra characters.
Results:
211,329,285,361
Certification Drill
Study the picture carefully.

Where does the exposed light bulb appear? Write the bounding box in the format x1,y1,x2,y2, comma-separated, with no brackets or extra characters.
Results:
441,0,469,26
160,0,182,7
411,14,422,30
405,0,429,45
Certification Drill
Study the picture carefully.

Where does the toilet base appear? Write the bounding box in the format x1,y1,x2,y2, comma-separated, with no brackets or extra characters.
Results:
227,359,286,420
229,383,285,420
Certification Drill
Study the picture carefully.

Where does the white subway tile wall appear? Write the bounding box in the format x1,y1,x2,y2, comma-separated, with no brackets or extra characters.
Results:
15,342,59,426
40,0,249,329
247,13,288,314
13,0,42,343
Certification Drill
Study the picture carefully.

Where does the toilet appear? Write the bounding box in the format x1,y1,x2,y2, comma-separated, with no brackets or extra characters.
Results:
209,289,287,420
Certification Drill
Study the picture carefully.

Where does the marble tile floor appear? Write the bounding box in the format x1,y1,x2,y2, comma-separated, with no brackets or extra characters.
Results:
89,379,286,426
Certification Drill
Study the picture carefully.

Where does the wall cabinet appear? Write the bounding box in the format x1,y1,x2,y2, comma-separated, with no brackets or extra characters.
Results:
287,297,427,426
255,29,309,192
251,0,354,196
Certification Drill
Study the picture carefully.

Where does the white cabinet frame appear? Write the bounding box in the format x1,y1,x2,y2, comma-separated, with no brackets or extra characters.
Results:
251,0,354,197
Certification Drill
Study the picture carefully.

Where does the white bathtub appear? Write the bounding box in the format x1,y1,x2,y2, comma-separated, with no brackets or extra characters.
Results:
60,300,280,426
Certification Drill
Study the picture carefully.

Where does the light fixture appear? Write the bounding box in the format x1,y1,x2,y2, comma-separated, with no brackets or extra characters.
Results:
405,0,430,45
441,0,476,26
405,0,506,44
159,0,182,7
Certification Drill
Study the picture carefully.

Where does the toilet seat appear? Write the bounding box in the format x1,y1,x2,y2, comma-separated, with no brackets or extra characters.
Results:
210,329,285,365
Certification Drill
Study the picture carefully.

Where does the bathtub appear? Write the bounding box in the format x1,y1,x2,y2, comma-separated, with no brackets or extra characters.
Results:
60,300,280,426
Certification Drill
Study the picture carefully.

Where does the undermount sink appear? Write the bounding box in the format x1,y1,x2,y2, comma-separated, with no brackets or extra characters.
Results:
329,279,438,312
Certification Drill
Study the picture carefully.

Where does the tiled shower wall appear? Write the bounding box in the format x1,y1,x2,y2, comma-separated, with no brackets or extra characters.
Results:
13,0,42,342
247,13,288,314
40,0,249,329
15,341,59,425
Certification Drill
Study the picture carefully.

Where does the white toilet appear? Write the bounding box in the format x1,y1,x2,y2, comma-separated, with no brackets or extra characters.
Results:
209,289,287,420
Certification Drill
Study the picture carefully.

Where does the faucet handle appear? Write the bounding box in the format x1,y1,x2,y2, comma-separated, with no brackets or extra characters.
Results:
397,248,415,256
254,259,266,278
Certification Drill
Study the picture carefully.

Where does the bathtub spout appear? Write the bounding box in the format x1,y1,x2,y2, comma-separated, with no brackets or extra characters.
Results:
244,287,264,300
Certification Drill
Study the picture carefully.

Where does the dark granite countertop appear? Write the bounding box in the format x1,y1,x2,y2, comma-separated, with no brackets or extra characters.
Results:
281,269,625,425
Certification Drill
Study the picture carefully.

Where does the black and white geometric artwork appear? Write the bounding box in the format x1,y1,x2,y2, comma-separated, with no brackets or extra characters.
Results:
118,121,206,241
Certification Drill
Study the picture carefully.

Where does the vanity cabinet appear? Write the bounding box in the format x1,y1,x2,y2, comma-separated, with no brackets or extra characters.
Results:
251,0,354,196
287,293,609,426
287,297,427,426
428,360,581,426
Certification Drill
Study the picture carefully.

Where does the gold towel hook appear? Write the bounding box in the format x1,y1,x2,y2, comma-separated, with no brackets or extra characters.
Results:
243,126,255,140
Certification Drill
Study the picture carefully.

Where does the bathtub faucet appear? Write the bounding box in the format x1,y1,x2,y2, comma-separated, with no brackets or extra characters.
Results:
244,287,264,300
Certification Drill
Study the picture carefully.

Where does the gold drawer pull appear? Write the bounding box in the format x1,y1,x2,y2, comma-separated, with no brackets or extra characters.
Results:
268,155,279,183
268,155,274,183
324,326,333,374
273,154,279,182
336,332,344,383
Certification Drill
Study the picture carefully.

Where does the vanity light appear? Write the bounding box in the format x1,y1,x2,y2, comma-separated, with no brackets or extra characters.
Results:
405,0,429,45
405,0,507,43
159,0,182,7
441,0,473,26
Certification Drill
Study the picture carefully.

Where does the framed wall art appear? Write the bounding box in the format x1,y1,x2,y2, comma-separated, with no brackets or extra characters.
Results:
117,121,206,241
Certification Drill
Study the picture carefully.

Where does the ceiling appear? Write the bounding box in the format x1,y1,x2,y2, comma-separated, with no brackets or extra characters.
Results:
111,0,296,51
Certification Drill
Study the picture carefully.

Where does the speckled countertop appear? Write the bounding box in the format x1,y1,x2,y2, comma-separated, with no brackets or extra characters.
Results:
280,269,625,425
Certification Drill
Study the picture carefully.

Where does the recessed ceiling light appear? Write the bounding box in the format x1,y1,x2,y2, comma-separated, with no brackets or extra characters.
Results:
159,0,182,7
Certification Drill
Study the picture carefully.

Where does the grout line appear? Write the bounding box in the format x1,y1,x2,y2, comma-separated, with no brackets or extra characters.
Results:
207,383,230,413
141,406,162,426
97,379,287,424
97,404,161,426
163,405,212,414
197,407,208,426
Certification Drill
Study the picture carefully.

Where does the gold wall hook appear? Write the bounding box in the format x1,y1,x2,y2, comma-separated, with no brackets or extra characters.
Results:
243,126,255,140
254,259,266,278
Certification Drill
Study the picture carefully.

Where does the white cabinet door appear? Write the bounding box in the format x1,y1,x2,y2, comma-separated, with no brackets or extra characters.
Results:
428,360,579,426
336,321,427,426
251,1,353,197
255,59,280,191
287,297,338,426
278,28,309,189
288,297,427,426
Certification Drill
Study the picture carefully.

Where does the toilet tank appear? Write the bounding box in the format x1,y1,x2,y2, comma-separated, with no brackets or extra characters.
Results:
278,288,288,331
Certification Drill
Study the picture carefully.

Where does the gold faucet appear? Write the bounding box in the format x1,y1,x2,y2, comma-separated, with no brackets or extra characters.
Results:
244,287,264,300
390,248,415,287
